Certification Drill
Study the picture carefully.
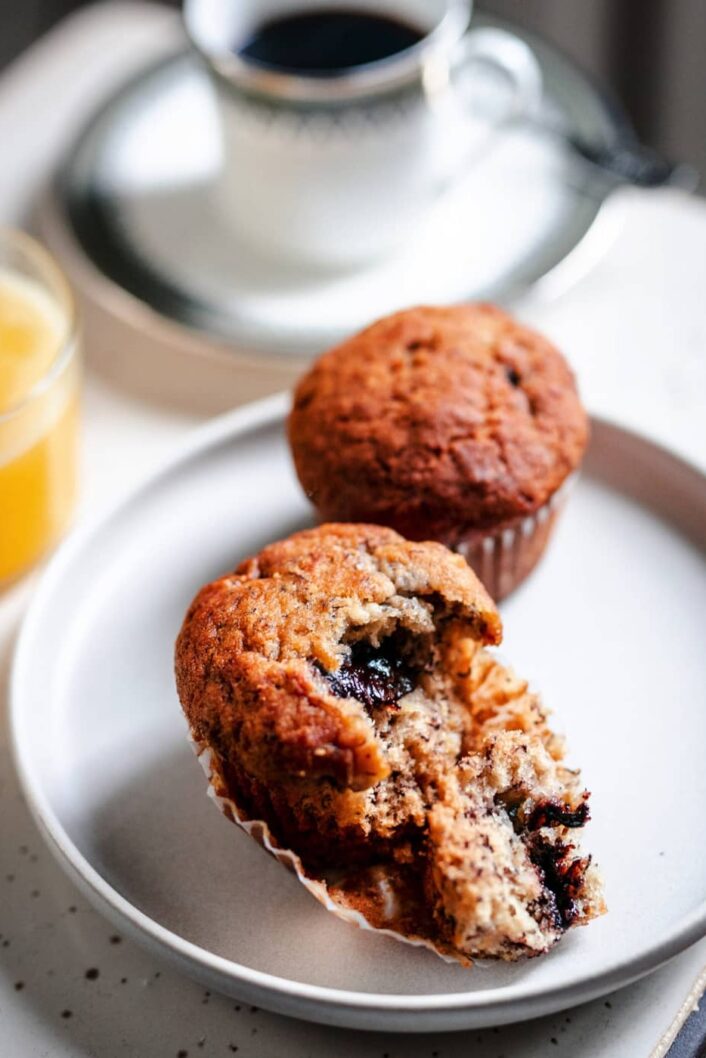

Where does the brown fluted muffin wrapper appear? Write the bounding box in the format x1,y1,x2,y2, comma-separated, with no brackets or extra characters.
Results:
451,474,577,602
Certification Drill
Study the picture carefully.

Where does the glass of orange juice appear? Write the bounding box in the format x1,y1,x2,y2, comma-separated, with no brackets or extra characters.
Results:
0,229,80,586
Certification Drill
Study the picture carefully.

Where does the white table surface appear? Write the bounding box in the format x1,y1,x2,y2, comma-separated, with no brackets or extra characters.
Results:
0,4,705,1056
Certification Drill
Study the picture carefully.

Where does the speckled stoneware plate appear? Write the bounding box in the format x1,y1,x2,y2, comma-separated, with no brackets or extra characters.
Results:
10,395,706,1032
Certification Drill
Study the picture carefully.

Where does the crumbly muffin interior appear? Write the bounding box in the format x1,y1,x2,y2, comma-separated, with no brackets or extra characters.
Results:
311,605,603,960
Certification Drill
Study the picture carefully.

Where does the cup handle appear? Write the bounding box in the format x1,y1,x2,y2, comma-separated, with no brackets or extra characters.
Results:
443,27,543,177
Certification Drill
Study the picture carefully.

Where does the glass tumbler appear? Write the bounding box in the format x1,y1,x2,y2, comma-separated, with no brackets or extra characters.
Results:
0,229,80,586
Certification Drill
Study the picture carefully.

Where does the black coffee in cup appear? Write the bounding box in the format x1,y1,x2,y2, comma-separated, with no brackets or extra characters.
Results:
238,8,424,76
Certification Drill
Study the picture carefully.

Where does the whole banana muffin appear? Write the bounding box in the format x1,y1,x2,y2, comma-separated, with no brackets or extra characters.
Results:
288,304,589,599
176,523,604,963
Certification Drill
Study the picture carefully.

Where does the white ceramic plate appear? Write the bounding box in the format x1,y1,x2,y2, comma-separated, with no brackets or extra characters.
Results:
10,395,706,1032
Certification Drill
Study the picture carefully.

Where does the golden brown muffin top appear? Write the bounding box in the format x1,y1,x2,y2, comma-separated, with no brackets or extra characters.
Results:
176,523,500,794
289,304,589,536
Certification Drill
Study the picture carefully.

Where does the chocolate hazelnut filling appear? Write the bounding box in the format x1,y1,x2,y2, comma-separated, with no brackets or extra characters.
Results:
322,640,417,710
526,799,590,831
529,837,592,930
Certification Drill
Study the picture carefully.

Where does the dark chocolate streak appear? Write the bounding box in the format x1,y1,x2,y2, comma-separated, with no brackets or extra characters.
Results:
498,794,592,931
530,838,591,929
526,799,590,831
322,641,416,710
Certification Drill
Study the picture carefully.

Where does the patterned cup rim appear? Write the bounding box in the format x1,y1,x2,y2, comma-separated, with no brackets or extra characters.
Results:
183,0,471,106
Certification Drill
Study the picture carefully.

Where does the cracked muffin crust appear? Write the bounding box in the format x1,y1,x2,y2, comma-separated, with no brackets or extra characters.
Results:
176,523,604,963
288,304,589,599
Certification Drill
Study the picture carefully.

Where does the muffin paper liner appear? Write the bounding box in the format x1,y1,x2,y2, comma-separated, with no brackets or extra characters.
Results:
192,737,463,965
453,473,577,601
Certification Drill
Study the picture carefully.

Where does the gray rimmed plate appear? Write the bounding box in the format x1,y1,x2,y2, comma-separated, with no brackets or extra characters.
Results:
10,395,706,1032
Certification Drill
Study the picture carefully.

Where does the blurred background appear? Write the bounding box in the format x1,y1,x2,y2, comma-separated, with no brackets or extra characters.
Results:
1,0,704,184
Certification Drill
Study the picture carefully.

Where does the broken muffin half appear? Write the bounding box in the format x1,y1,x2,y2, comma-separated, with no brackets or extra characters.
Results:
175,523,604,963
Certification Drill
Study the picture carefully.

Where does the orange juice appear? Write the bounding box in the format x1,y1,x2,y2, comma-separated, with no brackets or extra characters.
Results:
0,244,79,585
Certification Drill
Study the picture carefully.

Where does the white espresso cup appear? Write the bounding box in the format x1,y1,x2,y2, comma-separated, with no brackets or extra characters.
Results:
184,0,542,270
